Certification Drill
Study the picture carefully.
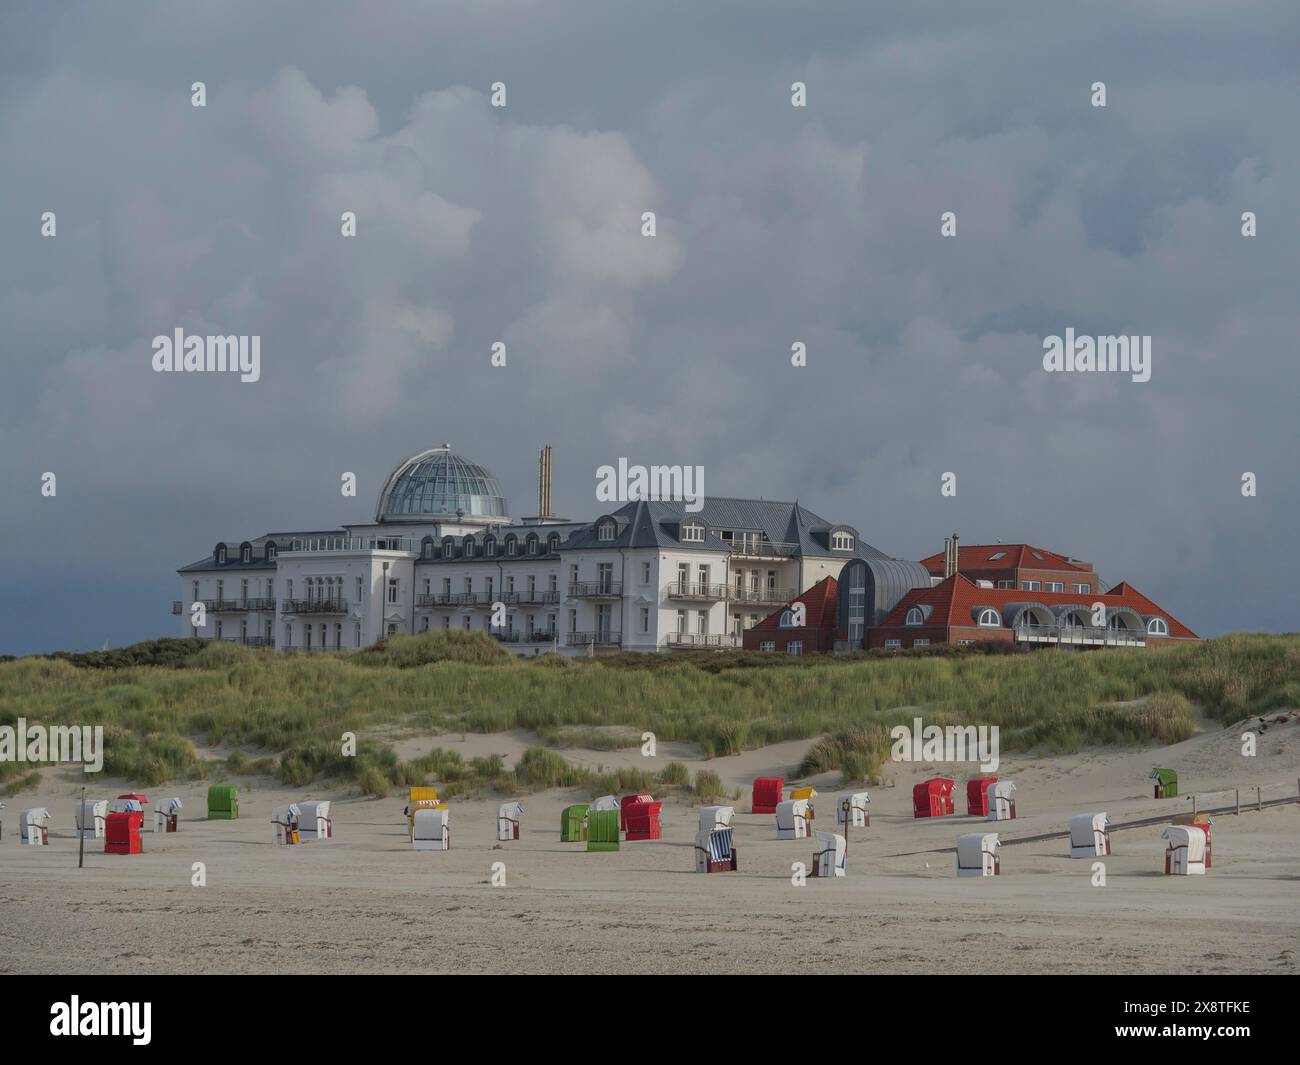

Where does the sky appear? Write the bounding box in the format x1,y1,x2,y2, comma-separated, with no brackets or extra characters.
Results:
1,0,1297,654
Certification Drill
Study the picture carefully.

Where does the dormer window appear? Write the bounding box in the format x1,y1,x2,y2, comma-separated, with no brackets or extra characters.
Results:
463,535,476,558
505,535,518,556
831,531,854,551
779,609,796,628
484,536,496,557
265,542,277,562
1147,617,1169,636
442,537,455,558
597,522,615,542
547,533,560,553
422,537,434,559
526,534,538,555
682,521,705,543
240,545,252,564
215,545,227,564
977,608,1000,627
905,606,925,626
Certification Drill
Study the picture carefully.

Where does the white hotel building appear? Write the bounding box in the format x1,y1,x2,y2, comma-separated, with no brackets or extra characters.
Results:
173,445,881,654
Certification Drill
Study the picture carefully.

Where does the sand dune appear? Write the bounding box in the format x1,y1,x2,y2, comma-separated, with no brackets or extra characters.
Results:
1,716,1296,974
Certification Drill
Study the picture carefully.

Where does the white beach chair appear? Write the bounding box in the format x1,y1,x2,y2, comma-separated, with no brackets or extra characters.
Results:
298,800,332,841
76,799,109,840
775,799,809,840
589,794,619,813
271,803,301,845
1069,812,1111,858
811,830,847,877
693,827,738,873
957,832,1001,877
837,792,870,828
1161,825,1206,875
698,805,735,833
986,780,1017,821
413,807,450,851
497,801,523,841
154,797,182,833
19,807,52,846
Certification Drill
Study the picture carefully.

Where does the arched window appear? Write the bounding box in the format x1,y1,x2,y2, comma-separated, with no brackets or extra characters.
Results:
905,606,925,626
831,531,854,551
977,608,1000,627
1147,617,1168,636
442,536,455,558
597,522,615,542
547,533,560,553
779,609,795,628
240,543,252,564
526,534,538,555
421,537,434,559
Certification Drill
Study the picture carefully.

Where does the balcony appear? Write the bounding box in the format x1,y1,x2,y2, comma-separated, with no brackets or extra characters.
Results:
565,631,622,648
568,580,623,600
663,581,728,602
280,598,349,615
727,539,797,560
206,598,276,613
728,587,796,608
666,632,739,649
1015,623,1146,648
416,592,477,608
493,630,557,644
202,636,274,648
505,590,561,606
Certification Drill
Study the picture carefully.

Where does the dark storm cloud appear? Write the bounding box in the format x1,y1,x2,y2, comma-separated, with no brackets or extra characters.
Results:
1,0,1297,653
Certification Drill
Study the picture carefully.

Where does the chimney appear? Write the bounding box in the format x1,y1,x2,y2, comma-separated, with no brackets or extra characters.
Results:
537,445,553,520
943,533,960,579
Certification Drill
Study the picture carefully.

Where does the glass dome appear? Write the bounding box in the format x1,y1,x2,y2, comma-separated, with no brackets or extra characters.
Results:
375,446,510,523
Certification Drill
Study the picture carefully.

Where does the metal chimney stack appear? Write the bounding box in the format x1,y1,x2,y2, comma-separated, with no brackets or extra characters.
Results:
944,533,960,578
538,445,553,520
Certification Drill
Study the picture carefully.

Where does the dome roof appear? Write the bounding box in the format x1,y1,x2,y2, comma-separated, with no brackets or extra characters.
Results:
374,445,509,524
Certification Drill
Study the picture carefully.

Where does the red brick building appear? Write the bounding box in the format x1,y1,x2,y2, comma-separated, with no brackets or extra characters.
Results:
741,575,839,654
917,543,1100,596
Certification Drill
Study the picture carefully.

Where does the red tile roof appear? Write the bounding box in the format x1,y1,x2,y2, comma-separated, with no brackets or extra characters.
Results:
752,576,838,631
880,574,1197,639
919,544,1093,575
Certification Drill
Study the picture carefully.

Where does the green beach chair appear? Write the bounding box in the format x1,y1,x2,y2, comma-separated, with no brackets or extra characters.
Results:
586,809,620,852
207,784,239,820
560,803,589,842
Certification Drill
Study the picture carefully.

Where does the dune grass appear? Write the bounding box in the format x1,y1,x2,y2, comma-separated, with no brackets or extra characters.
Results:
1,630,1295,791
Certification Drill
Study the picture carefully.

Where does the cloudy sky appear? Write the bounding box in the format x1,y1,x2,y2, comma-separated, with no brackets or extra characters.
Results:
2,0,1297,654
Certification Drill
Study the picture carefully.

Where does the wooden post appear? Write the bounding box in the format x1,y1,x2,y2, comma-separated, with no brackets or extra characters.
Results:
1192,794,1198,816
1235,788,1240,816
1257,786,1263,813
77,783,86,869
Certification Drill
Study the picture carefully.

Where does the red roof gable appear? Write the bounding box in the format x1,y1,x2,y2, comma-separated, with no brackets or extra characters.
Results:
919,544,1093,575
752,576,838,631
881,574,1197,638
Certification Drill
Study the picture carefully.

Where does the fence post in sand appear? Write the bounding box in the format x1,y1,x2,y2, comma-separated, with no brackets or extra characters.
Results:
1257,786,1262,813
1192,794,1198,816
1235,789,1240,816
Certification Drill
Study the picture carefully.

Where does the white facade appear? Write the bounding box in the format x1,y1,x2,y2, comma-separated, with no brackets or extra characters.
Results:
174,446,871,656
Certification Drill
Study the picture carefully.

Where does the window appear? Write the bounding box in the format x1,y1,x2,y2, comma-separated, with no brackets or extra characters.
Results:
527,575,536,595
442,537,455,557
217,579,224,601
957,639,974,646
527,534,538,555
568,609,577,633
303,624,309,649
422,539,434,559
548,533,560,553
215,545,227,564
356,576,363,601
767,570,776,591
641,561,651,584
760,641,776,652
441,616,451,630
1021,580,1041,591
462,616,471,631
506,575,514,594
978,608,1000,627
485,577,494,600
831,531,854,551
266,542,277,561
388,578,399,604
421,616,429,632
549,574,557,593
241,545,251,563
355,623,362,647
905,606,925,626
989,551,1007,561
696,610,708,635
676,610,687,634
779,609,795,628
484,536,496,557
464,577,473,596
996,580,1015,589
884,639,901,649
240,578,248,601
640,607,650,633
505,536,517,556
240,619,247,641
1045,581,1064,592
192,580,199,601
1147,617,1169,636
286,579,293,600
1073,583,1090,594
597,523,615,542
682,522,705,543
267,579,274,598
335,623,342,649
913,638,930,647
442,577,452,595
463,536,476,557
787,641,803,656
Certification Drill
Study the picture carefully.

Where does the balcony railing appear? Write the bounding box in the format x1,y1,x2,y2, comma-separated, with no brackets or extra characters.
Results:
728,587,796,607
666,632,739,649
568,581,623,599
504,590,561,606
493,630,557,644
206,598,276,612
727,540,798,560
1015,623,1146,647
280,598,349,614
663,581,728,601
566,631,622,648
284,536,421,554
416,592,477,608
202,636,275,648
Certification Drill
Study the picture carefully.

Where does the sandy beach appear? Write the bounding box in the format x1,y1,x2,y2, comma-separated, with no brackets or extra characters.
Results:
2,717,1296,975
